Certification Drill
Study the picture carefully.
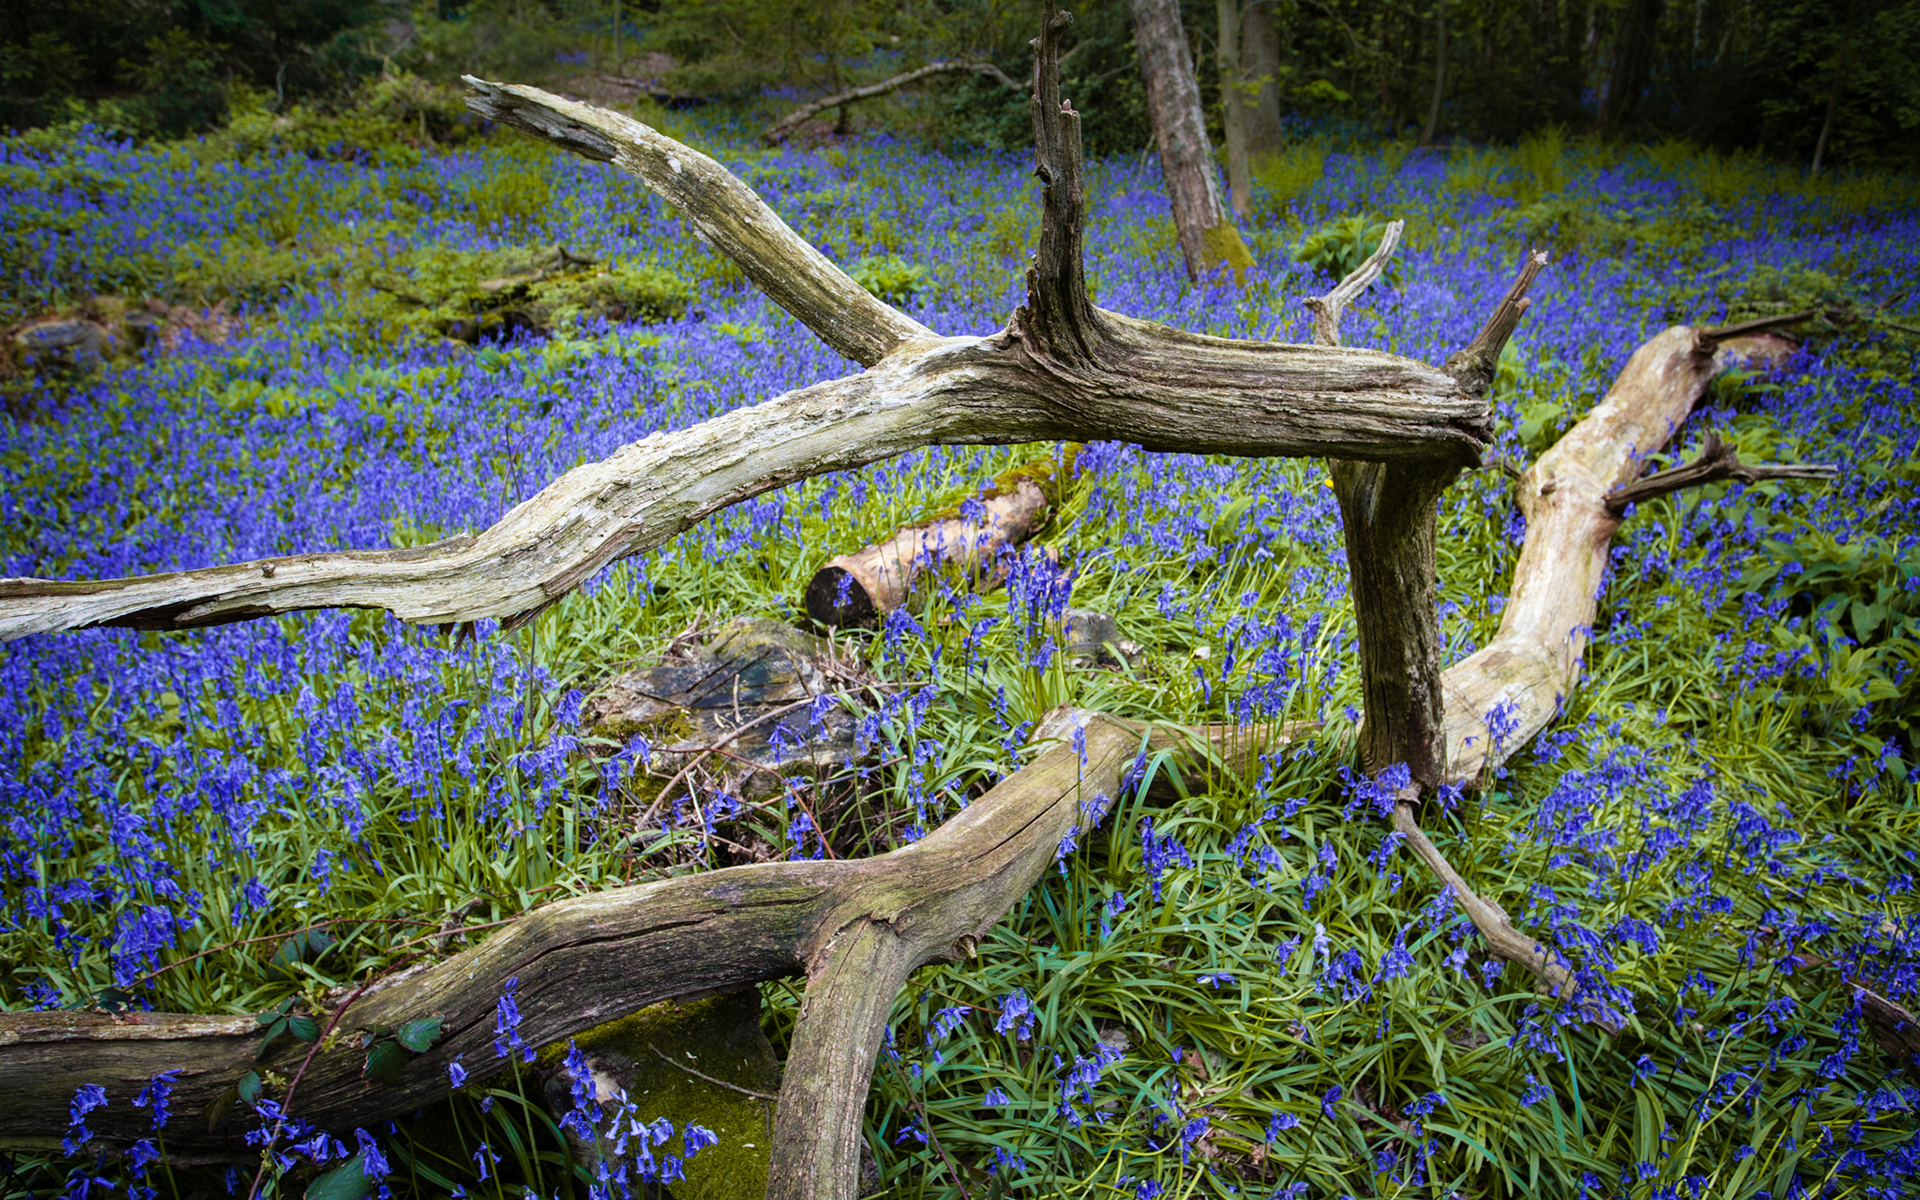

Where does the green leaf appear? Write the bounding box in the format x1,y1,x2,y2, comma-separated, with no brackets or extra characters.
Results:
287,1015,321,1043
394,1015,443,1053
305,1150,375,1200
256,997,295,1025
363,1040,408,1084
237,1069,264,1106
205,1083,239,1135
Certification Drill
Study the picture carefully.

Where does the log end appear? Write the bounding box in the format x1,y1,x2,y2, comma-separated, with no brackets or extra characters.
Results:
805,565,878,628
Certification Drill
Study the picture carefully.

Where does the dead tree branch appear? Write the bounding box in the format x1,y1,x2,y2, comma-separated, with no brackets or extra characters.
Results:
0,715,1309,1174
1305,229,1612,1027
0,66,1489,644
1438,331,1799,787
763,62,1019,145
1316,235,1547,788
1304,219,1403,347
1604,428,1838,515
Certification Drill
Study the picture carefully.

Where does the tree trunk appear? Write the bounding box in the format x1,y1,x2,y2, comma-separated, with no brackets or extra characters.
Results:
1240,0,1285,156
1419,0,1447,146
1809,0,1856,177
1217,0,1253,216
1600,0,1662,134
1128,0,1253,283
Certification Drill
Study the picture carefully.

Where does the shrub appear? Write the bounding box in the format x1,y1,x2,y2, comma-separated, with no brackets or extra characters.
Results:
1293,213,1396,281
849,255,931,304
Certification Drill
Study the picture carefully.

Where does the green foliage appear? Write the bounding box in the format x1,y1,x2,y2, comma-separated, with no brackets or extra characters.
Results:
305,1151,376,1200
0,0,386,136
849,254,931,304
1292,213,1396,282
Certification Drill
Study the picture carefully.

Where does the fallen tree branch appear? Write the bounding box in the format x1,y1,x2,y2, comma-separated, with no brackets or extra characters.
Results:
1439,331,1800,787
464,78,932,369
1603,428,1837,515
763,61,1019,145
0,78,1488,643
1303,229,1615,1027
1391,795,1624,1033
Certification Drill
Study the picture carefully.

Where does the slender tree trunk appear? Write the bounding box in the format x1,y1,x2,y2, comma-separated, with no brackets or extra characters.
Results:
1218,0,1253,215
1419,0,1447,146
1600,0,1661,134
1240,1,1285,155
1128,0,1254,283
1810,0,1856,177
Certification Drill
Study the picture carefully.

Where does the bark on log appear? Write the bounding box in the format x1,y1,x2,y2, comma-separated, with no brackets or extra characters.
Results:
1128,0,1253,283
1438,331,1800,786
0,56,1489,644
762,61,1020,146
805,454,1070,628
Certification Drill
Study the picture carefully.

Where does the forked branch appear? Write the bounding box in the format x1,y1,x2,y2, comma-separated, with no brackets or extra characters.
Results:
1306,226,1607,1026
1604,428,1837,515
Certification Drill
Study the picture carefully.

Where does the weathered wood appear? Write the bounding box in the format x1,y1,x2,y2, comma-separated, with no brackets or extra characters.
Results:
463,79,934,370
0,714,1308,1179
1307,228,1627,1029
762,61,1019,146
1315,226,1541,788
1439,331,1799,786
0,326,1485,641
1127,0,1252,282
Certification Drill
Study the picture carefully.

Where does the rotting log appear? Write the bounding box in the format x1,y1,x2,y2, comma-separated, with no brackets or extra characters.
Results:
762,61,1019,146
805,451,1074,627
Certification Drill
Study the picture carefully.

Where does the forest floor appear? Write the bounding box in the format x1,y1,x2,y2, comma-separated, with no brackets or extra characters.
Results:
3,91,1919,1198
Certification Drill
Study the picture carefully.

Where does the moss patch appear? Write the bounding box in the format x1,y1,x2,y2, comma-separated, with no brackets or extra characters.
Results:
536,988,781,1200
